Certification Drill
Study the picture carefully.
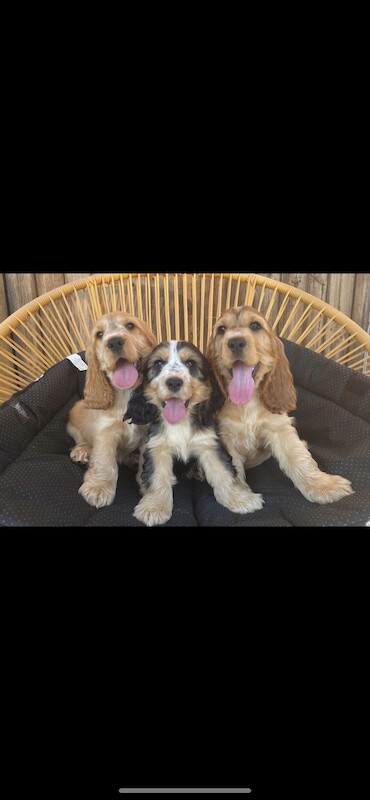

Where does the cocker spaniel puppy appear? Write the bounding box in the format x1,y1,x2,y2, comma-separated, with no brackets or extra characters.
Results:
67,311,156,508
123,340,264,526
206,305,354,504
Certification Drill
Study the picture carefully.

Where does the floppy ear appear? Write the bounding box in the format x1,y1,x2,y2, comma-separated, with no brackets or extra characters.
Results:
260,336,297,414
198,369,227,427
83,339,114,410
123,385,159,425
206,336,228,401
208,370,227,414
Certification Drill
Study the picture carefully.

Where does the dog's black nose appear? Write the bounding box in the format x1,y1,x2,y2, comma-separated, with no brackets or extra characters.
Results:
228,337,246,352
107,337,124,352
166,377,183,392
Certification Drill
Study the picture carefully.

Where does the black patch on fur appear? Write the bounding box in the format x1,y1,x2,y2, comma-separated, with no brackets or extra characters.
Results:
191,369,226,428
151,359,165,377
185,360,198,377
123,384,159,425
209,370,226,411
172,455,197,480
146,342,170,380
176,341,210,381
141,446,155,490
146,416,163,437
215,435,237,477
190,405,212,430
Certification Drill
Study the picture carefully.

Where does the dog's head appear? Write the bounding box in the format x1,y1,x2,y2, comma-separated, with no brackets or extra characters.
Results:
83,312,157,409
124,340,224,427
206,305,297,414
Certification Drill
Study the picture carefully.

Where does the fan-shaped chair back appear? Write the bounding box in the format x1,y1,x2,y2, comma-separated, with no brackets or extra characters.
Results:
1,272,369,403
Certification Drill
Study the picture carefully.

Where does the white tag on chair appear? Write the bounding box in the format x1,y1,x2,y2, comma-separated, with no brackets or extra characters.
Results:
66,354,88,371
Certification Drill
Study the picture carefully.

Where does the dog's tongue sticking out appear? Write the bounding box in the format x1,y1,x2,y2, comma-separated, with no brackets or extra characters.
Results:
163,398,187,424
112,359,139,389
228,361,255,404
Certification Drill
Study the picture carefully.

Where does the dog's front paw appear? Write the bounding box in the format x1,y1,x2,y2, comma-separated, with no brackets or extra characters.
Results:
232,489,264,514
215,484,264,514
70,445,92,464
79,480,116,508
304,474,354,504
133,496,172,526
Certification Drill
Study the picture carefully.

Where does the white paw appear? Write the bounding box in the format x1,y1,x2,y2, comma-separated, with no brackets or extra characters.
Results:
79,480,116,508
70,445,91,464
215,485,264,514
303,475,354,504
133,497,172,526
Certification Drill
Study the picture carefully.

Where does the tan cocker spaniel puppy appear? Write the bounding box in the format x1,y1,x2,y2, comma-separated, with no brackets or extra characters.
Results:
206,305,353,505
67,312,156,508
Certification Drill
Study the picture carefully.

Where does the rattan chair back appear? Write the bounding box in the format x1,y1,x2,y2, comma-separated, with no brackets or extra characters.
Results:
1,272,369,403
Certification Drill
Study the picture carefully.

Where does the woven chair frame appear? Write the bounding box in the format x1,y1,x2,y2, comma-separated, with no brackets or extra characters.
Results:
1,272,369,403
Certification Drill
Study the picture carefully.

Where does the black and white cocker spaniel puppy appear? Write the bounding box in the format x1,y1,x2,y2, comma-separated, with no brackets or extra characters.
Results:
123,340,264,526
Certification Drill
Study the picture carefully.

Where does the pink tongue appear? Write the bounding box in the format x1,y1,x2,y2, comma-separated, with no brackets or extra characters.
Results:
112,359,139,389
162,398,187,424
228,361,255,404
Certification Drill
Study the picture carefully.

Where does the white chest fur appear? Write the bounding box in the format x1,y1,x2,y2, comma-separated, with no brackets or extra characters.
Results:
218,397,280,466
149,417,216,463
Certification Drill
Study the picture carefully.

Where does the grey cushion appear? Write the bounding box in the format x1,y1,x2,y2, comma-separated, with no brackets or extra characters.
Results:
0,341,369,527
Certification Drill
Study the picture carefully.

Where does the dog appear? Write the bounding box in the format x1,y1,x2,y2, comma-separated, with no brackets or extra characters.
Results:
123,340,264,526
67,311,156,508
206,305,354,504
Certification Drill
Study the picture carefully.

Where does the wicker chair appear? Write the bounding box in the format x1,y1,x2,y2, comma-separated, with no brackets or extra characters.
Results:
0,272,369,403
0,272,369,527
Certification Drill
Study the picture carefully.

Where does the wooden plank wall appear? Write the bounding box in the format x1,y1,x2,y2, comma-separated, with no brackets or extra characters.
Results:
0,272,369,331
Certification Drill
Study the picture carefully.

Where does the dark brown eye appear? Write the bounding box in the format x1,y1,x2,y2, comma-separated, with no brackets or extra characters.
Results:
185,360,195,369
250,321,261,331
126,322,135,330
96,331,103,339
154,359,164,368
218,325,227,335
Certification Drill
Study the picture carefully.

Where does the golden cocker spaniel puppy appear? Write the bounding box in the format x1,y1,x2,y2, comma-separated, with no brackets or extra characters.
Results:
67,311,156,508
123,340,264,526
206,305,354,505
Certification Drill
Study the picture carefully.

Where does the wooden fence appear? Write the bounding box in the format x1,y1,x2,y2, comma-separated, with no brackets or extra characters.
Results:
0,271,369,331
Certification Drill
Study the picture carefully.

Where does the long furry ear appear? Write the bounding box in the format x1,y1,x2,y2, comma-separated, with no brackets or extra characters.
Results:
198,369,226,427
209,369,227,413
206,336,228,401
83,341,114,410
260,337,297,414
123,385,159,425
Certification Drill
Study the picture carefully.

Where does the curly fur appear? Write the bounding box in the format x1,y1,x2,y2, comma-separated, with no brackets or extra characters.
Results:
67,311,156,508
124,340,264,526
206,305,354,504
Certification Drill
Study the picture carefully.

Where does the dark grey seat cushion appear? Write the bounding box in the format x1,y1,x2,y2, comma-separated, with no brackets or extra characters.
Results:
0,340,369,526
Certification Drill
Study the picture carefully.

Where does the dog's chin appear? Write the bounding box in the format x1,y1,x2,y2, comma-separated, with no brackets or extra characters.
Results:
160,397,190,424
